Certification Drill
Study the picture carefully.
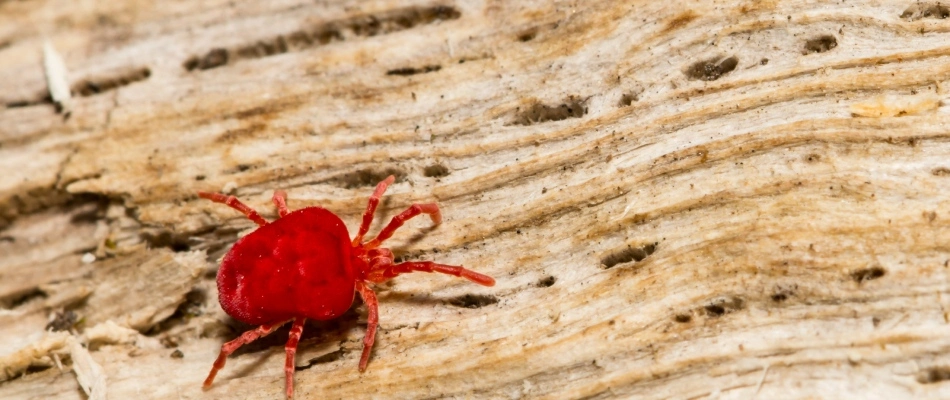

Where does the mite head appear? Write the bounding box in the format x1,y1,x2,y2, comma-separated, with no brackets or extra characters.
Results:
353,247,396,281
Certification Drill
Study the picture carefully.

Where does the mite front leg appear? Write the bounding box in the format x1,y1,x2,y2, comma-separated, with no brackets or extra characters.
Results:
204,320,290,389
272,190,290,218
198,192,269,226
353,175,396,246
355,281,379,372
364,203,442,249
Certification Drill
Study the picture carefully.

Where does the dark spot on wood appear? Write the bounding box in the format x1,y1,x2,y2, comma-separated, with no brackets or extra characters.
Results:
851,266,885,283
618,92,638,107
184,48,229,71
932,167,950,176
228,105,280,120
901,3,950,21
805,153,821,162
428,5,461,20
386,65,441,76
448,294,499,309
919,367,950,383
170,349,184,359
517,28,538,42
673,314,692,323
286,31,313,47
182,57,199,71
68,198,109,225
684,55,739,81
24,364,52,375
311,29,344,45
512,96,588,125
3,288,46,309
771,284,799,303
704,296,744,317
601,242,656,269
423,163,450,178
329,168,405,189
141,230,192,252
803,35,837,54
536,276,557,288
7,66,149,107
72,67,151,97
6,98,47,108
235,37,289,59
705,304,725,316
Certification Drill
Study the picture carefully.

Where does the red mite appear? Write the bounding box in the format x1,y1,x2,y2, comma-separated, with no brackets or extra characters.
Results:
198,176,495,398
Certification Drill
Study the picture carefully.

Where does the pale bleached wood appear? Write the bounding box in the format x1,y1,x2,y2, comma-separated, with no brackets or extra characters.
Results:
2,0,950,399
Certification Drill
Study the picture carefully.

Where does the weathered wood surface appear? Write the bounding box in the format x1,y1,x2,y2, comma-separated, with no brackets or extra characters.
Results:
3,0,950,398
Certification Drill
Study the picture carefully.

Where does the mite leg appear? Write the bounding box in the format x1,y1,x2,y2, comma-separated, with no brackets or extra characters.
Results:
284,317,306,399
355,281,379,372
353,175,396,245
272,190,290,218
203,320,290,389
370,261,495,287
363,203,441,249
198,192,268,226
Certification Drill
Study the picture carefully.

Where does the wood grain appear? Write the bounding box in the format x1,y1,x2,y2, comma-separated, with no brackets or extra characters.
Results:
2,0,950,398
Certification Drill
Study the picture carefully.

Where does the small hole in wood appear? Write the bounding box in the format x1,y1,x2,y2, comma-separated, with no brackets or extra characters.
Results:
618,92,638,107
803,35,837,54
386,65,442,76
536,276,557,288
329,168,406,189
601,243,656,269
448,294,499,309
919,367,950,383
901,3,950,21
684,55,738,81
423,164,450,178
511,96,588,125
851,266,886,283
704,296,744,317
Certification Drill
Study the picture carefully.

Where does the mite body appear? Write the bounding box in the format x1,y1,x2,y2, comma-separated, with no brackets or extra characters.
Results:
198,176,495,398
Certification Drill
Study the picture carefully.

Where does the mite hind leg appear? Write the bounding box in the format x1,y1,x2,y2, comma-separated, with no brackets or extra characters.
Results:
283,317,306,398
355,281,379,372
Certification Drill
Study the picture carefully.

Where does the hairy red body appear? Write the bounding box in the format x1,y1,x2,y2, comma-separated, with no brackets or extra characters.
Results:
218,208,356,324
